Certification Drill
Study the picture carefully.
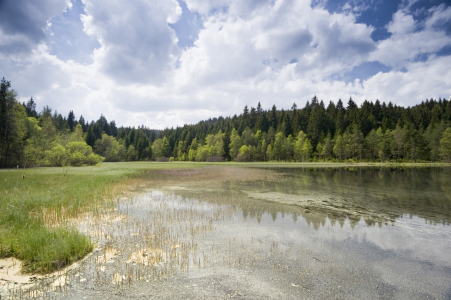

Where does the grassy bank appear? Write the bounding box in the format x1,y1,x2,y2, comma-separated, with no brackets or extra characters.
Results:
0,162,207,273
1,161,449,274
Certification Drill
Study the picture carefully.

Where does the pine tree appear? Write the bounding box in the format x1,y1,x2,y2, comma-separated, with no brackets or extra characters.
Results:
257,102,262,114
269,105,277,129
307,97,326,147
78,115,87,132
67,110,75,131
25,97,38,118
0,78,28,167
85,126,96,147
335,99,345,134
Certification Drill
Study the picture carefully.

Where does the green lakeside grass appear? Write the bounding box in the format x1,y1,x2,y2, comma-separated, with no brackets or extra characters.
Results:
0,162,207,273
1,161,450,274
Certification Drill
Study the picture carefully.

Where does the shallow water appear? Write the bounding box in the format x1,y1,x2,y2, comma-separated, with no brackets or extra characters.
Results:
18,167,451,299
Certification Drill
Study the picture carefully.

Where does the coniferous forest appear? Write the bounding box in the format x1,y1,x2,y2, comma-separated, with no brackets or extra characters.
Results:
1,77,451,168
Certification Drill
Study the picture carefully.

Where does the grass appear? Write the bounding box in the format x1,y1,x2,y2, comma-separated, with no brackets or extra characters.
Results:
1,161,449,274
0,162,208,273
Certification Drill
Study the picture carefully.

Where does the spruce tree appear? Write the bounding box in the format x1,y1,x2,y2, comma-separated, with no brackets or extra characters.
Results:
67,110,75,131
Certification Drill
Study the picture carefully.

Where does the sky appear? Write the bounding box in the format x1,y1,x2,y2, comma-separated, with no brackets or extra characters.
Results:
1,0,451,128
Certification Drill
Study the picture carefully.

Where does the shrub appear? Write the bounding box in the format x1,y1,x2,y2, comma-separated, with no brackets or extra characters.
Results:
45,145,68,166
85,153,104,165
68,151,85,166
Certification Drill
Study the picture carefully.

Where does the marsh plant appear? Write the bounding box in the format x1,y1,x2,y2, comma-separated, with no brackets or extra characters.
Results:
0,162,206,275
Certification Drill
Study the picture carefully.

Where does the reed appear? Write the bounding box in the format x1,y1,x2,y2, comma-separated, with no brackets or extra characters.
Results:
0,162,205,273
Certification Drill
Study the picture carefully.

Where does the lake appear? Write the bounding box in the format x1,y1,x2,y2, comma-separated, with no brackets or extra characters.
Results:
23,166,451,299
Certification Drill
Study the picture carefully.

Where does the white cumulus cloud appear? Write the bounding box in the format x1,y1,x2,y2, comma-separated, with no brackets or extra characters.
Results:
0,0,451,128
81,0,182,84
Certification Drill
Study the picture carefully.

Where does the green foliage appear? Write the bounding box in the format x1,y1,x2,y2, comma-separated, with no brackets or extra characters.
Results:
237,145,251,161
285,134,295,161
301,138,313,162
273,132,285,161
194,145,208,161
188,148,195,161
94,133,126,162
126,144,137,161
333,134,344,161
294,131,307,161
0,81,28,167
152,138,164,160
391,125,406,161
64,142,103,166
322,133,333,161
376,128,389,162
229,128,242,159
45,144,68,166
206,131,225,156
86,153,104,165
440,128,451,162
68,151,86,166
266,144,273,161
176,131,227,162
2,78,451,165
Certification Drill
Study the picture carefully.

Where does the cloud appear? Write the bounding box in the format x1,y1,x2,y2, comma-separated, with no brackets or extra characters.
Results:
370,9,451,67
1,0,451,128
387,10,416,35
176,0,375,88
362,55,451,105
0,0,72,55
298,10,375,76
425,4,451,30
44,0,101,65
81,0,182,84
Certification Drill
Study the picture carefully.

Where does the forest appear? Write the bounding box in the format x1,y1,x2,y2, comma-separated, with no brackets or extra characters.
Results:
1,76,451,168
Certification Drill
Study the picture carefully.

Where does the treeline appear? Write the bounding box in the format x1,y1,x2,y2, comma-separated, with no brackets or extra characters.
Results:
155,95,451,163
0,78,160,167
1,77,451,167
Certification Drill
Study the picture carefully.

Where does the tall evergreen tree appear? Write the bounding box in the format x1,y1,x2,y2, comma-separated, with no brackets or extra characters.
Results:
335,99,345,134
269,105,277,129
79,115,87,132
67,110,75,131
307,96,326,147
85,126,96,147
25,97,38,118
0,78,27,167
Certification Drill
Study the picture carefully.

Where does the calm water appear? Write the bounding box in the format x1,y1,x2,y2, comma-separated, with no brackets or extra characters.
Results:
35,167,451,299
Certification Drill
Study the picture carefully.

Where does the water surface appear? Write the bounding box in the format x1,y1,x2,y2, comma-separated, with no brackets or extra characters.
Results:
27,166,451,299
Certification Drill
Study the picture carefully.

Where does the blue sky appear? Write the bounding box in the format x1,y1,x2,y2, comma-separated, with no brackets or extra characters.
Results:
1,0,451,128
